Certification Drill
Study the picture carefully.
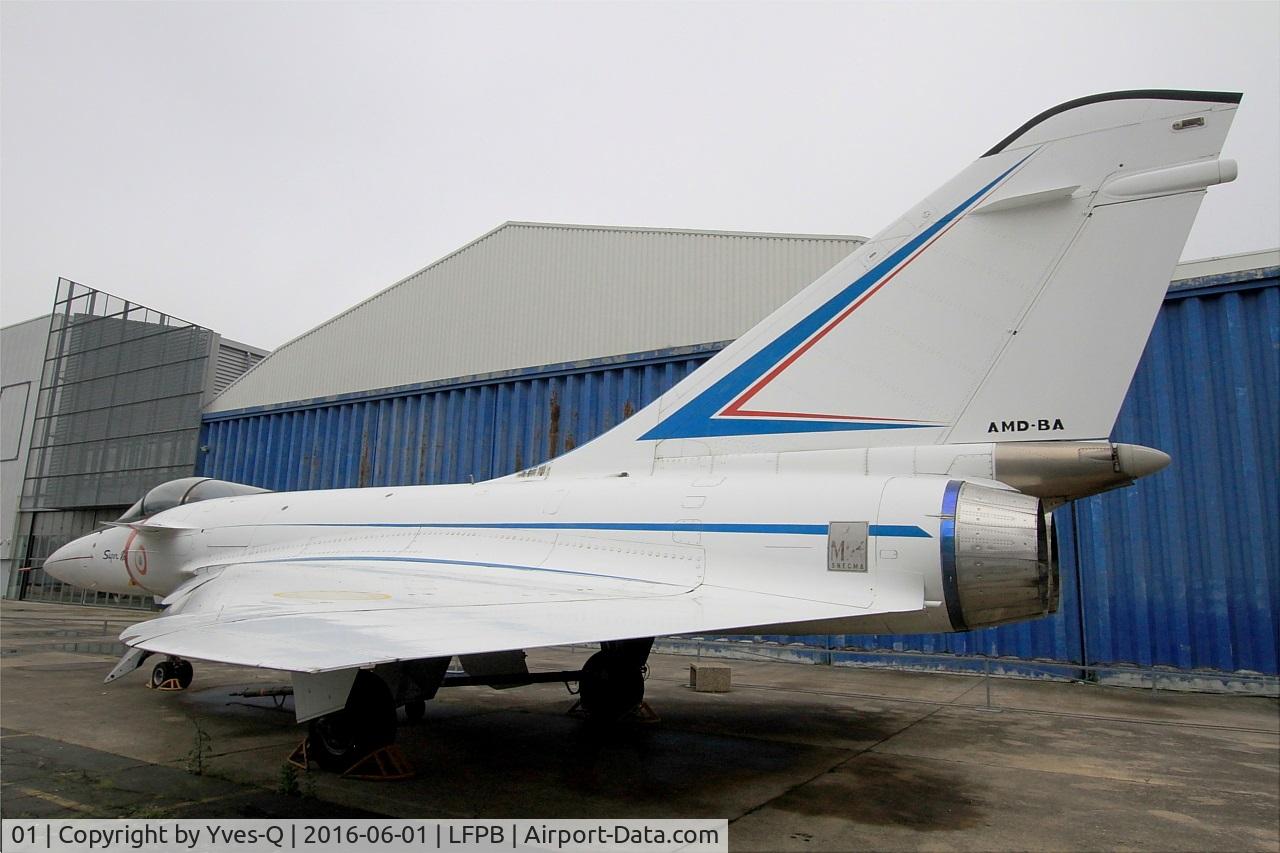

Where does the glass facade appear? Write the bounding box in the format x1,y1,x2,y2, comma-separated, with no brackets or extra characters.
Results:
8,279,215,607
20,280,213,511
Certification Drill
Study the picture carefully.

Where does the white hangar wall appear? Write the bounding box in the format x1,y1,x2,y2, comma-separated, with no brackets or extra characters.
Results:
207,222,866,414
1,315,50,591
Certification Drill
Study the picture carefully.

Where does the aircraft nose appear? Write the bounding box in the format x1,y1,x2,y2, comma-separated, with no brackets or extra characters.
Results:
43,535,97,588
47,539,85,563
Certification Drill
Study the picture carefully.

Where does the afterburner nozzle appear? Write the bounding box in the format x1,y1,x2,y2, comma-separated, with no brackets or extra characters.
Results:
941,482,1057,630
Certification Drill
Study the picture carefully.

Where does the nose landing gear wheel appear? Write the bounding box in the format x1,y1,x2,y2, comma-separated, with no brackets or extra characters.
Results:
150,658,194,690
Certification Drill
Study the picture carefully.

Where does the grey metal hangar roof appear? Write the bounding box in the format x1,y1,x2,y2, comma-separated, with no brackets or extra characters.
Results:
205,222,866,414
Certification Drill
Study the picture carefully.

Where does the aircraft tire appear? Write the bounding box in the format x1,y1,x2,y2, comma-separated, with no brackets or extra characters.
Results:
578,649,645,723
403,699,427,722
151,661,173,688
307,671,396,771
175,660,194,689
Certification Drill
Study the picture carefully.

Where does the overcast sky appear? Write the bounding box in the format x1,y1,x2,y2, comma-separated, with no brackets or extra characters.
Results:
2,1,1277,349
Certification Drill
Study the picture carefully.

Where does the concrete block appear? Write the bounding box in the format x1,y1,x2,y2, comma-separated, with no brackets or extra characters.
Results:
689,664,731,693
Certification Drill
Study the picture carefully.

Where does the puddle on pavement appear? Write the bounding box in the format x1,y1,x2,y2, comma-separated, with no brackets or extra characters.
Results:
3,641,126,657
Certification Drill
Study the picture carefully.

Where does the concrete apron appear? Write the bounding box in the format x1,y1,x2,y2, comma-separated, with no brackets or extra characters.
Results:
2,600,1277,851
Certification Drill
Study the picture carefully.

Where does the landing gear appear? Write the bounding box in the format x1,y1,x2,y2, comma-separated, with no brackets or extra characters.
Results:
577,638,653,722
306,671,397,771
150,658,193,690
403,699,426,722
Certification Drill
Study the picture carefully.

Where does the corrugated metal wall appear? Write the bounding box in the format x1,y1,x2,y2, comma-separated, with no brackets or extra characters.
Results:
200,349,717,490
198,270,1279,678
1071,273,1278,674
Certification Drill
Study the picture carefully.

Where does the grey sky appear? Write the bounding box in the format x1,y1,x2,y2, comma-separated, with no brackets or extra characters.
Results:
3,1,1277,350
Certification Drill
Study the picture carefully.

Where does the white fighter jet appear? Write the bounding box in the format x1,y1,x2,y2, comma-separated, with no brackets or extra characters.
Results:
44,89,1241,769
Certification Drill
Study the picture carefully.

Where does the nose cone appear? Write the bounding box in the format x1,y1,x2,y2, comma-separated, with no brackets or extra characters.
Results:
1115,444,1172,481
43,535,98,589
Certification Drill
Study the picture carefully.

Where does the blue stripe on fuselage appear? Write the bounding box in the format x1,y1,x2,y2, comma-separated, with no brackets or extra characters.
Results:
257,521,932,538
246,554,680,586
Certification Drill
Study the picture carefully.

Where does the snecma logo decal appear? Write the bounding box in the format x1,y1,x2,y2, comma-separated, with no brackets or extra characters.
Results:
641,152,1036,440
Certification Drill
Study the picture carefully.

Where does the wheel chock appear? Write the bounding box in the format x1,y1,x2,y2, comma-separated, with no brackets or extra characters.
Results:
633,701,661,723
287,739,311,771
147,678,184,692
566,700,660,723
341,745,415,781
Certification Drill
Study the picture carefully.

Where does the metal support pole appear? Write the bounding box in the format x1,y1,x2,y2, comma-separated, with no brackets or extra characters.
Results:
976,657,1001,712
985,658,992,708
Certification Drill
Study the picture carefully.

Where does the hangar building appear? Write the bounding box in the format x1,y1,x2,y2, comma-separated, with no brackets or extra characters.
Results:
197,223,1278,690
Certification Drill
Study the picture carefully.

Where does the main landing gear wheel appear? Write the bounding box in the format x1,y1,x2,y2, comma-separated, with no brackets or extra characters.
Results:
150,658,194,689
403,699,426,722
577,638,654,723
307,671,397,772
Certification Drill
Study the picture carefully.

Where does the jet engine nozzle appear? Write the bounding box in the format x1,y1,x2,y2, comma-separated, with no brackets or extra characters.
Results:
941,482,1057,631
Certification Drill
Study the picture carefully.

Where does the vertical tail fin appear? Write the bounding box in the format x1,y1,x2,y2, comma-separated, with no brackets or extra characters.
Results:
550,91,1241,474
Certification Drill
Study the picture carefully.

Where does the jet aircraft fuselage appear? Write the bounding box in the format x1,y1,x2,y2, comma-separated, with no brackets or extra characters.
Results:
36,89,1239,770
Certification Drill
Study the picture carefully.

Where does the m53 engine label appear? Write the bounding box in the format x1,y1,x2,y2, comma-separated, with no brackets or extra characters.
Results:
987,418,1065,433
828,522,868,573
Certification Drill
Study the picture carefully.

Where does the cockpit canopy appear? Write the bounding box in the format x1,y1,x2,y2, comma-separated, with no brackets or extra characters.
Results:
117,477,269,522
